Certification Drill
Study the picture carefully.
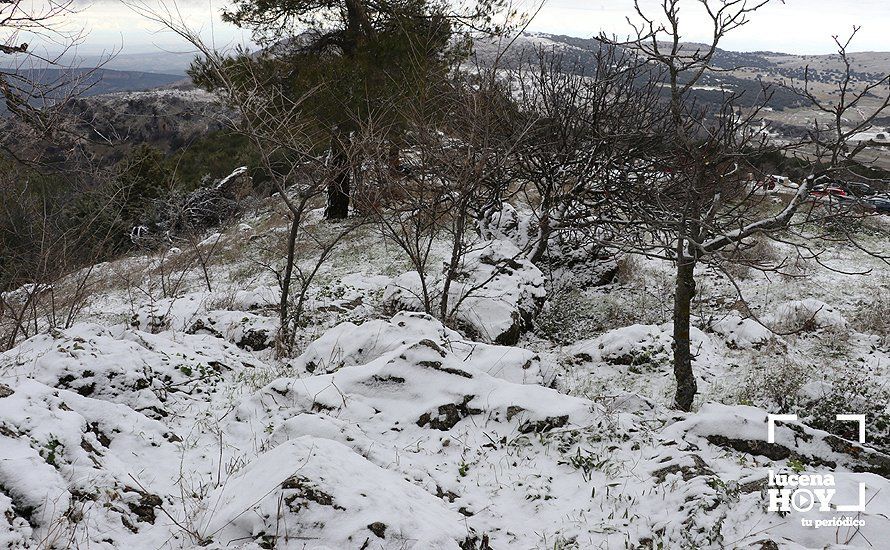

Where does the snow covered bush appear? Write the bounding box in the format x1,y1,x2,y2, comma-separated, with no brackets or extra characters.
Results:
533,288,603,344
535,288,672,345
740,364,890,454
769,298,849,334
801,372,890,454
737,354,810,411
383,240,546,345
852,285,890,345
535,256,674,344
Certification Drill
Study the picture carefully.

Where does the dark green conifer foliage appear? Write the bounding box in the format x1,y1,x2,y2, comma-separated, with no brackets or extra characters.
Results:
191,0,505,218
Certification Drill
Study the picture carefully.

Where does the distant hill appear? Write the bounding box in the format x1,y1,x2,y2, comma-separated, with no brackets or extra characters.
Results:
482,33,890,168
10,67,184,96
0,67,186,114
77,51,198,76
475,33,812,112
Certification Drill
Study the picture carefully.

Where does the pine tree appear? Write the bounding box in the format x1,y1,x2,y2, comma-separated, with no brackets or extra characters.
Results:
192,0,506,219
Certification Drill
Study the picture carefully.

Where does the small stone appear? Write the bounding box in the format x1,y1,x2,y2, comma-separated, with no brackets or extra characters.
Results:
367,522,387,538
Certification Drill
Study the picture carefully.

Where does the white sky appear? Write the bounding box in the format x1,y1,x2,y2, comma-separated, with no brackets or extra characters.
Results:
54,0,890,56
527,0,890,54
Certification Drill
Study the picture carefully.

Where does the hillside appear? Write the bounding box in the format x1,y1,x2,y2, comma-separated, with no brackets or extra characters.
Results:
489,33,890,168
0,68,186,115
1,185,888,549
3,5,890,547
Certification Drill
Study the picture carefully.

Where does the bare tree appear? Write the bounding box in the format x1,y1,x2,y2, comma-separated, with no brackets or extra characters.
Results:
601,0,890,412
0,0,105,134
789,27,890,173
0,1,126,349
357,65,531,325
125,3,370,352
0,161,127,350
509,43,666,265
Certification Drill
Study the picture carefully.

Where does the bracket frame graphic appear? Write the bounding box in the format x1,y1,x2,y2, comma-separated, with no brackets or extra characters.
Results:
766,413,867,513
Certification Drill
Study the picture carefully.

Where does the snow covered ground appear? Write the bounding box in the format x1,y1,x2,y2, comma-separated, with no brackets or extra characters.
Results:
1,196,888,549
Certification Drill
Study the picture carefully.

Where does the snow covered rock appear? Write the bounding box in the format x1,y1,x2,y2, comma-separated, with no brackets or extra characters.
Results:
0,380,182,548
666,403,890,478
478,203,533,250
449,240,546,345
229,286,280,311
770,298,848,332
198,437,470,549
572,324,670,366
245,338,591,438
220,337,666,548
381,271,426,312
187,310,276,351
648,404,890,548
382,240,546,345
292,311,545,384
565,323,721,403
0,283,52,306
711,312,773,349
0,323,260,417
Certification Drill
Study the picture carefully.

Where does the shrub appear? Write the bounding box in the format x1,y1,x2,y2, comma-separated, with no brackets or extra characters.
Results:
740,363,890,454
851,284,890,345
534,263,672,344
721,235,781,279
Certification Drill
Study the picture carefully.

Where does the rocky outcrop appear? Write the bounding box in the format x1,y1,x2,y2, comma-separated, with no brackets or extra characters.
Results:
383,240,546,345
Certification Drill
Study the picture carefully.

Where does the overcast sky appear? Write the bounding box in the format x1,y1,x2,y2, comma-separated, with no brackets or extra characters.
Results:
60,0,890,56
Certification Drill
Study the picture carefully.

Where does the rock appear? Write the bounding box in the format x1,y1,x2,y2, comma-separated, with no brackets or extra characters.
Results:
280,476,342,512
518,415,569,434
448,240,546,345
382,240,546,346
0,323,257,416
711,312,772,349
417,396,482,431
291,311,546,384
367,521,386,538
705,435,798,462
652,454,715,483
186,318,224,339
237,328,272,352
382,271,427,313
186,311,275,352
668,403,890,479
199,437,468,549
125,489,163,524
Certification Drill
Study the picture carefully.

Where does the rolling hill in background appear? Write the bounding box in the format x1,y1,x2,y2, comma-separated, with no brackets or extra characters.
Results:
76,51,198,75
480,33,890,166
0,67,185,114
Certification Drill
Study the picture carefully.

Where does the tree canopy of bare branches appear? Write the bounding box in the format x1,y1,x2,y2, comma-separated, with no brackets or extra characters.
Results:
599,0,889,412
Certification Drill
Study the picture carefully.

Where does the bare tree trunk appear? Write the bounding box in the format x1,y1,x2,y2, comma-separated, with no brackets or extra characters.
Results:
529,212,551,265
672,257,698,411
529,184,553,265
440,206,468,319
325,135,351,220
279,212,301,346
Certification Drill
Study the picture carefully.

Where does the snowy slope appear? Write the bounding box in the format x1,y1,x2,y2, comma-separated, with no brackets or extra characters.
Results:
1,197,888,549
